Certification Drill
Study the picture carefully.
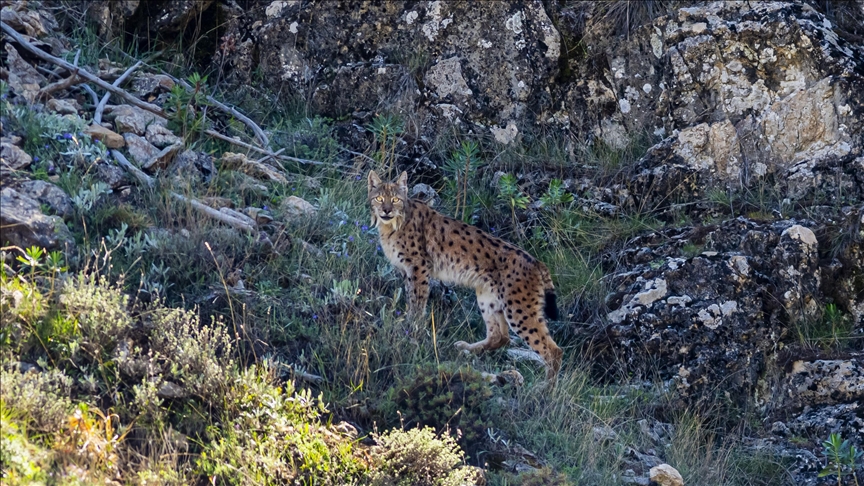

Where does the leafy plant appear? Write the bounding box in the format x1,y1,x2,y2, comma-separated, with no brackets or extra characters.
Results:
166,72,211,143
368,426,482,486
71,181,111,213
498,173,530,232
367,113,404,176
442,141,483,222
389,363,498,458
539,178,574,209
819,433,862,486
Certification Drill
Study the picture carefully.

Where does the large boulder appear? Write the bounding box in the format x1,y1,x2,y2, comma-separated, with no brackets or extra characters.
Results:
566,2,864,207
215,0,560,137
599,217,863,406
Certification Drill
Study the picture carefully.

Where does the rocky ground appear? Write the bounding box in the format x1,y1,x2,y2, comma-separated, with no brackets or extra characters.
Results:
2,1,863,485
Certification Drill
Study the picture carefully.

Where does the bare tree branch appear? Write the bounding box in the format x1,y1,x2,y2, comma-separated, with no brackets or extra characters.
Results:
113,150,256,234
1,21,167,119
111,150,153,188
81,84,99,107
94,60,142,124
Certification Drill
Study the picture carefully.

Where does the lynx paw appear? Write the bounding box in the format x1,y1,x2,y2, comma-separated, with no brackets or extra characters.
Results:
453,341,471,353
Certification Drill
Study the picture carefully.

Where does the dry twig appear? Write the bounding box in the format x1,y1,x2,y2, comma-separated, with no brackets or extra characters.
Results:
94,60,142,124
112,150,256,233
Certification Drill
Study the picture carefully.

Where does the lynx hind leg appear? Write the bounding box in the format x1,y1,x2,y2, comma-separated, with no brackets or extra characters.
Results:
503,288,562,382
454,290,509,353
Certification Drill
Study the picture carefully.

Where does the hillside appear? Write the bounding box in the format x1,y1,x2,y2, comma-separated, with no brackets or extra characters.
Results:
1,1,863,485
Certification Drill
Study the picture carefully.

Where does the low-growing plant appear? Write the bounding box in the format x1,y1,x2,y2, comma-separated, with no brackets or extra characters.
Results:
388,363,498,458
819,432,862,486
368,426,482,486
498,173,531,231
443,141,484,222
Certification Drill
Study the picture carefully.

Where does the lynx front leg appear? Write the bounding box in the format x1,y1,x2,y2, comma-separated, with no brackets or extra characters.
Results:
404,263,430,320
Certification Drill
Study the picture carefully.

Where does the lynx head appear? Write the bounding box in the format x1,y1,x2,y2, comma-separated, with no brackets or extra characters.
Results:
368,170,410,230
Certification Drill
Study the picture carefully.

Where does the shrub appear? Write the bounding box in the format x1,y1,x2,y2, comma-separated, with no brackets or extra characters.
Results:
60,275,132,357
148,307,235,400
389,363,497,457
0,368,74,434
368,426,483,486
197,366,366,486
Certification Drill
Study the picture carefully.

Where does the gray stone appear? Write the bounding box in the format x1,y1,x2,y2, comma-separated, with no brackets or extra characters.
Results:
1,142,32,170
95,162,127,189
109,105,168,135
280,196,317,217
123,133,159,166
0,187,74,251
167,150,214,184
145,123,182,148
156,380,188,399
12,180,73,218
142,143,183,172
45,98,79,115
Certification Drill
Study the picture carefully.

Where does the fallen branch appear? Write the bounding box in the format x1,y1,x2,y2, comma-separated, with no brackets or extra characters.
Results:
81,85,99,107
206,129,344,168
171,192,256,234
111,150,153,188
255,147,285,164
1,21,167,120
38,73,83,99
37,50,80,100
112,150,256,233
116,50,271,149
94,60,142,124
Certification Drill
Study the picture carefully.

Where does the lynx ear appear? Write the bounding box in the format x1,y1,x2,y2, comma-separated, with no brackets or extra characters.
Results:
368,170,382,192
396,171,408,193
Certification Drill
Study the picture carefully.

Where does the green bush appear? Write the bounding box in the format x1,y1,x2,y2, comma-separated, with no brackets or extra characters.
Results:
197,366,366,485
368,426,483,486
389,363,498,457
147,307,235,400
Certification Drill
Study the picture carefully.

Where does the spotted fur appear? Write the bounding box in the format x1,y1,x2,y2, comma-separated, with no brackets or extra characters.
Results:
368,170,563,381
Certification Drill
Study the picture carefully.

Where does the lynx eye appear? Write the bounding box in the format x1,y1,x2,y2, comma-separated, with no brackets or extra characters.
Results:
374,196,384,203
391,197,400,203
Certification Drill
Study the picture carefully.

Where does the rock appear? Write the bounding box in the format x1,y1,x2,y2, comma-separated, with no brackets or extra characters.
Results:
411,183,439,207
1,3,58,38
280,195,317,217
11,180,73,218
150,0,215,34
649,464,683,486
600,218,824,405
1,142,33,170
4,44,44,103
108,105,168,135
95,161,127,189
0,187,74,251
216,1,560,129
785,357,864,408
84,123,125,149
86,0,140,39
145,123,182,148
141,143,183,172
123,133,159,166
156,380,188,399
45,99,79,115
132,74,176,99
167,150,214,184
